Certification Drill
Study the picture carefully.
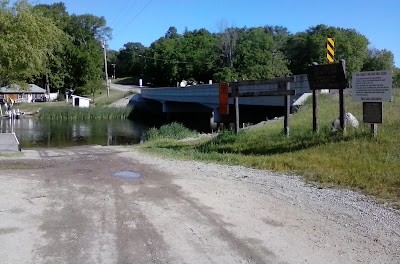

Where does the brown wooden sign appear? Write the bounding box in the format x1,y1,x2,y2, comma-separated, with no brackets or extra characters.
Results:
219,83,229,115
307,61,347,90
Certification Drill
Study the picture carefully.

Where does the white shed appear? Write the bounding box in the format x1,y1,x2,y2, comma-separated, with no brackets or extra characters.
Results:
71,95,91,108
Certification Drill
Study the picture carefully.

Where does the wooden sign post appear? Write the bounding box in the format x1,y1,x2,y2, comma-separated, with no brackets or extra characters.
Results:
230,77,295,135
307,60,347,133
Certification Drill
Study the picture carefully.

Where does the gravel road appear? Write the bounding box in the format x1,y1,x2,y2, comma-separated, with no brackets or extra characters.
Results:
107,83,140,108
0,145,399,264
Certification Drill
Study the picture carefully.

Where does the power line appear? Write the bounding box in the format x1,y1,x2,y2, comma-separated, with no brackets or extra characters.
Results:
113,0,153,37
109,0,138,33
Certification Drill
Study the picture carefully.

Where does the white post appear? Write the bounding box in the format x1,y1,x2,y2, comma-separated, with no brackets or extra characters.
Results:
209,80,213,84
139,79,143,87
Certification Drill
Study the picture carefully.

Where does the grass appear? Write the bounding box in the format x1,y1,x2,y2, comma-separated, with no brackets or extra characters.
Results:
14,101,66,113
39,106,132,120
87,89,134,107
113,77,138,85
140,90,400,207
14,89,132,114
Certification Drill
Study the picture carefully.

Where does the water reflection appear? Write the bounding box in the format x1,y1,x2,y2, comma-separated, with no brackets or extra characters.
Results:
0,117,147,148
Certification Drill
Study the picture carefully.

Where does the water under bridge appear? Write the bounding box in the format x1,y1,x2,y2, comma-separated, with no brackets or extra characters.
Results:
129,74,313,128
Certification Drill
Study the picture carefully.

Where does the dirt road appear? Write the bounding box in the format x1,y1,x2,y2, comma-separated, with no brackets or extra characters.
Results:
0,146,399,263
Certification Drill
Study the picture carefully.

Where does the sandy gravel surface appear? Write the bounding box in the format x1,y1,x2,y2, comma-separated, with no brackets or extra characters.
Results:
107,96,132,108
0,145,399,264
107,83,140,108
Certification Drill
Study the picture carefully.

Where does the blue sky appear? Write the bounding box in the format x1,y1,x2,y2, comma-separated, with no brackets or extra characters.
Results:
31,0,400,67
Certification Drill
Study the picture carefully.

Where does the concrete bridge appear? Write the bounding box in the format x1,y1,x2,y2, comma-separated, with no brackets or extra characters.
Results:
129,74,312,128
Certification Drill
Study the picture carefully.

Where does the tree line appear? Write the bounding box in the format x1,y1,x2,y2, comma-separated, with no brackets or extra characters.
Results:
111,25,400,87
1,0,399,95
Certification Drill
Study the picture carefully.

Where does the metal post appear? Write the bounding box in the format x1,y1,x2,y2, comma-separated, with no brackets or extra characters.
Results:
284,81,290,137
232,82,240,134
235,96,239,134
102,40,109,97
339,59,346,134
339,88,346,133
311,62,319,133
371,124,378,137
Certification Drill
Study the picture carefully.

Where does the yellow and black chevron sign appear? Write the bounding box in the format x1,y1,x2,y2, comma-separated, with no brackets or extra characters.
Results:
327,38,334,63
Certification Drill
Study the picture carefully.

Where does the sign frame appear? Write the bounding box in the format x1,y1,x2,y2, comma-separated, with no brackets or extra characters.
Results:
352,70,393,102
307,61,347,90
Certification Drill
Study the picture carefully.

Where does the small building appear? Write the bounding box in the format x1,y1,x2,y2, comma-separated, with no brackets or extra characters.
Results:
71,95,91,108
0,84,47,103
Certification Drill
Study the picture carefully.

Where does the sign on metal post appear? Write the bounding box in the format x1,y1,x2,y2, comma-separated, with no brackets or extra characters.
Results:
231,82,239,97
219,83,229,115
327,38,334,63
352,70,393,102
363,102,383,124
353,70,392,137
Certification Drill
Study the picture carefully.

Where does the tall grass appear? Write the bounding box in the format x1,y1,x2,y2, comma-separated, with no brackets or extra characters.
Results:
142,91,400,205
146,122,197,140
39,106,133,120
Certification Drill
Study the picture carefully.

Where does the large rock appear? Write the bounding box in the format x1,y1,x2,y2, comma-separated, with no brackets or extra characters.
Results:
331,112,359,132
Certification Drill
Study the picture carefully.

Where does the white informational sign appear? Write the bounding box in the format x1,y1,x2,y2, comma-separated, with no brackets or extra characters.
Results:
352,70,392,102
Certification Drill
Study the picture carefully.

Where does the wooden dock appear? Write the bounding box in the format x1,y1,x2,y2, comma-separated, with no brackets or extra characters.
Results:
0,133,20,151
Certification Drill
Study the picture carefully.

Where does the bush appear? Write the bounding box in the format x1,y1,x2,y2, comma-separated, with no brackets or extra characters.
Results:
146,122,197,141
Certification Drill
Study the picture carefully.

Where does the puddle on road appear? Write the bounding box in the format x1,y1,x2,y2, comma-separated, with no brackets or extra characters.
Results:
113,171,141,179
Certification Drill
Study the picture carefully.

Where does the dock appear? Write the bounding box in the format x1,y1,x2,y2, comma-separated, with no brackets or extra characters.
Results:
0,133,21,151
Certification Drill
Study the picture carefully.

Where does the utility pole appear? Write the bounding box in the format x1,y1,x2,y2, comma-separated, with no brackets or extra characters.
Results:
102,40,110,97
111,64,116,79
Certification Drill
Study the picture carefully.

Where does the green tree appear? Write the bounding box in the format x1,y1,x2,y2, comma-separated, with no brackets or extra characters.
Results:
393,68,400,88
33,2,71,90
235,27,290,80
33,2,112,93
362,48,395,71
178,29,219,83
116,42,146,78
145,28,182,86
286,24,369,77
0,0,64,86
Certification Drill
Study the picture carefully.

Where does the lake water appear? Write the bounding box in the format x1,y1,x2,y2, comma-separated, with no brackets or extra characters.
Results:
0,117,147,148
